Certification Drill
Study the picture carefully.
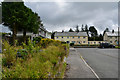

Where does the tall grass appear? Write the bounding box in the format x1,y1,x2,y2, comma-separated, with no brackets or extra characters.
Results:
2,38,69,78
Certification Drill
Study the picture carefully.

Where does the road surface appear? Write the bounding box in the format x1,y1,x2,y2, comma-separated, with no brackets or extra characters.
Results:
76,48,118,78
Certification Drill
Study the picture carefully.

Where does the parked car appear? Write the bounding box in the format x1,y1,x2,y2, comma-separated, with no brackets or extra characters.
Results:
99,43,115,48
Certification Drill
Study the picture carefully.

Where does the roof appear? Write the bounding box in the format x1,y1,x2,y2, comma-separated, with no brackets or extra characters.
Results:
55,32,88,37
106,32,120,37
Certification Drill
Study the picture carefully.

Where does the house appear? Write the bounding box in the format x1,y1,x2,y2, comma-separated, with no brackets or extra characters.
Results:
54,32,88,44
103,31,120,45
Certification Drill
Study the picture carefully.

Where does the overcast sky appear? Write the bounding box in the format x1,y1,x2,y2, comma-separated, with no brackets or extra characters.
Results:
24,2,118,34
0,2,118,34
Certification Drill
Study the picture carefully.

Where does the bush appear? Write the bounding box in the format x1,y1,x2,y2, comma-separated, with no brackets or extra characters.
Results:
2,38,69,78
70,43,74,46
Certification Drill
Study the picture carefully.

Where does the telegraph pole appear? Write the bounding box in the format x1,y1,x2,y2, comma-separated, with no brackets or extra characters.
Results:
118,27,120,47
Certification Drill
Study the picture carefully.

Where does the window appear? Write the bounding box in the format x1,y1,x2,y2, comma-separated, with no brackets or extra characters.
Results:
83,37,86,39
72,37,74,38
62,36,63,38
94,42,96,44
67,41,70,43
67,37,69,39
109,37,112,39
78,36,80,38
88,42,90,44
72,41,75,43
83,41,85,43
110,41,112,43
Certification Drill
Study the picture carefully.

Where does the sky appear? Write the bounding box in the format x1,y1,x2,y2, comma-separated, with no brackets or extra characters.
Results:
24,2,118,34
0,1,118,34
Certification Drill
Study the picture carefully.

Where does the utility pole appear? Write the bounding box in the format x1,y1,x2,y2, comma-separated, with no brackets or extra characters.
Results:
118,27,120,47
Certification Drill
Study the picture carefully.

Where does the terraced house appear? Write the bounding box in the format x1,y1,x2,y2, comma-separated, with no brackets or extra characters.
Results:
103,31,120,45
54,32,88,44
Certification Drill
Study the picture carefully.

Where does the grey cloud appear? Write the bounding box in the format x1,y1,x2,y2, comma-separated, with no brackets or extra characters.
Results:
24,2,118,34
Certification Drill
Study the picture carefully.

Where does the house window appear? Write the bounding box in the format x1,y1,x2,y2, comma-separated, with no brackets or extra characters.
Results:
83,41,85,43
72,41,75,43
72,37,74,38
94,42,96,44
67,41,70,43
109,37,112,39
67,37,69,38
88,42,90,44
83,37,86,39
78,36,80,38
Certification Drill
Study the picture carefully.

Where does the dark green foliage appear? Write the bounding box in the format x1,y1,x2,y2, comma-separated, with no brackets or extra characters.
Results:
89,26,98,37
75,25,79,32
69,28,74,32
2,39,69,78
70,43,74,46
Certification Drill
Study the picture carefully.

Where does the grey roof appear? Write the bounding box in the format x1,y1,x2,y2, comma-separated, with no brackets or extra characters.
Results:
55,32,87,37
106,32,120,37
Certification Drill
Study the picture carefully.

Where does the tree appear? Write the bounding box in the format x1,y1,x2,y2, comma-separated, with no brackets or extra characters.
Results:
85,24,89,36
81,24,84,32
89,26,98,41
20,8,41,43
99,34,103,41
112,29,114,33
103,28,109,36
2,1,25,45
69,28,74,32
75,25,79,32
89,26,98,37
2,1,41,44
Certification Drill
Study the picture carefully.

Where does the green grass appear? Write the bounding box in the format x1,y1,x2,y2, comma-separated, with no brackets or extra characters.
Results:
115,46,120,49
2,39,69,78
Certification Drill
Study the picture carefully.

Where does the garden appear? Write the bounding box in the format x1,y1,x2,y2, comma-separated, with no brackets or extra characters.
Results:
2,38,69,78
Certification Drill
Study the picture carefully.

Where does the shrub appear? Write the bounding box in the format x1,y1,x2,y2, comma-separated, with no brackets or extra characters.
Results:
2,38,69,78
70,43,74,46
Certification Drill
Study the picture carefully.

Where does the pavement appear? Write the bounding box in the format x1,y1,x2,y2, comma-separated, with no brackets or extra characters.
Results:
76,48,118,78
65,48,97,78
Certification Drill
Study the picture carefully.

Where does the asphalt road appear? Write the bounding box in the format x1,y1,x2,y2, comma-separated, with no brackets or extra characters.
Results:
76,48,118,78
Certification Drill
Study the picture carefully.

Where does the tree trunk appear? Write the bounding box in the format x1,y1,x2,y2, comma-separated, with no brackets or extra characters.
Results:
23,29,26,44
12,23,17,46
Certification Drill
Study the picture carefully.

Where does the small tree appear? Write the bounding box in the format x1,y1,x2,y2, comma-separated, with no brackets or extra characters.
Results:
75,25,79,32
69,28,74,32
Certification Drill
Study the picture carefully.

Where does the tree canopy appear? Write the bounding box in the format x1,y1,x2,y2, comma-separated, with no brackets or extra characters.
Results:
2,1,41,44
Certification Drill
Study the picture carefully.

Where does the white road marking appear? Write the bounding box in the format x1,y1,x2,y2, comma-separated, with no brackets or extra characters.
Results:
80,56,100,80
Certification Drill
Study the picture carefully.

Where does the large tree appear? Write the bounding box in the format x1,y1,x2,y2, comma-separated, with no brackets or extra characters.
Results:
2,1,25,45
89,26,98,37
2,1,41,44
20,6,41,43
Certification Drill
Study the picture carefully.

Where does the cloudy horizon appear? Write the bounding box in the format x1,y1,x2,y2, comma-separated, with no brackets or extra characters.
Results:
0,2,118,35
24,2,118,34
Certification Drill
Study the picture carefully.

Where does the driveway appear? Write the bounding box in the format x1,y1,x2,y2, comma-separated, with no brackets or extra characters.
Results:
76,48,118,78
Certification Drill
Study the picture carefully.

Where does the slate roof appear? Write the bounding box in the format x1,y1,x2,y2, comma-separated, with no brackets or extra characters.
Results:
106,32,120,37
55,32,88,37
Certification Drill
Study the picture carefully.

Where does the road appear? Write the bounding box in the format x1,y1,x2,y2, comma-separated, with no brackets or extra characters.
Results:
76,48,118,78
